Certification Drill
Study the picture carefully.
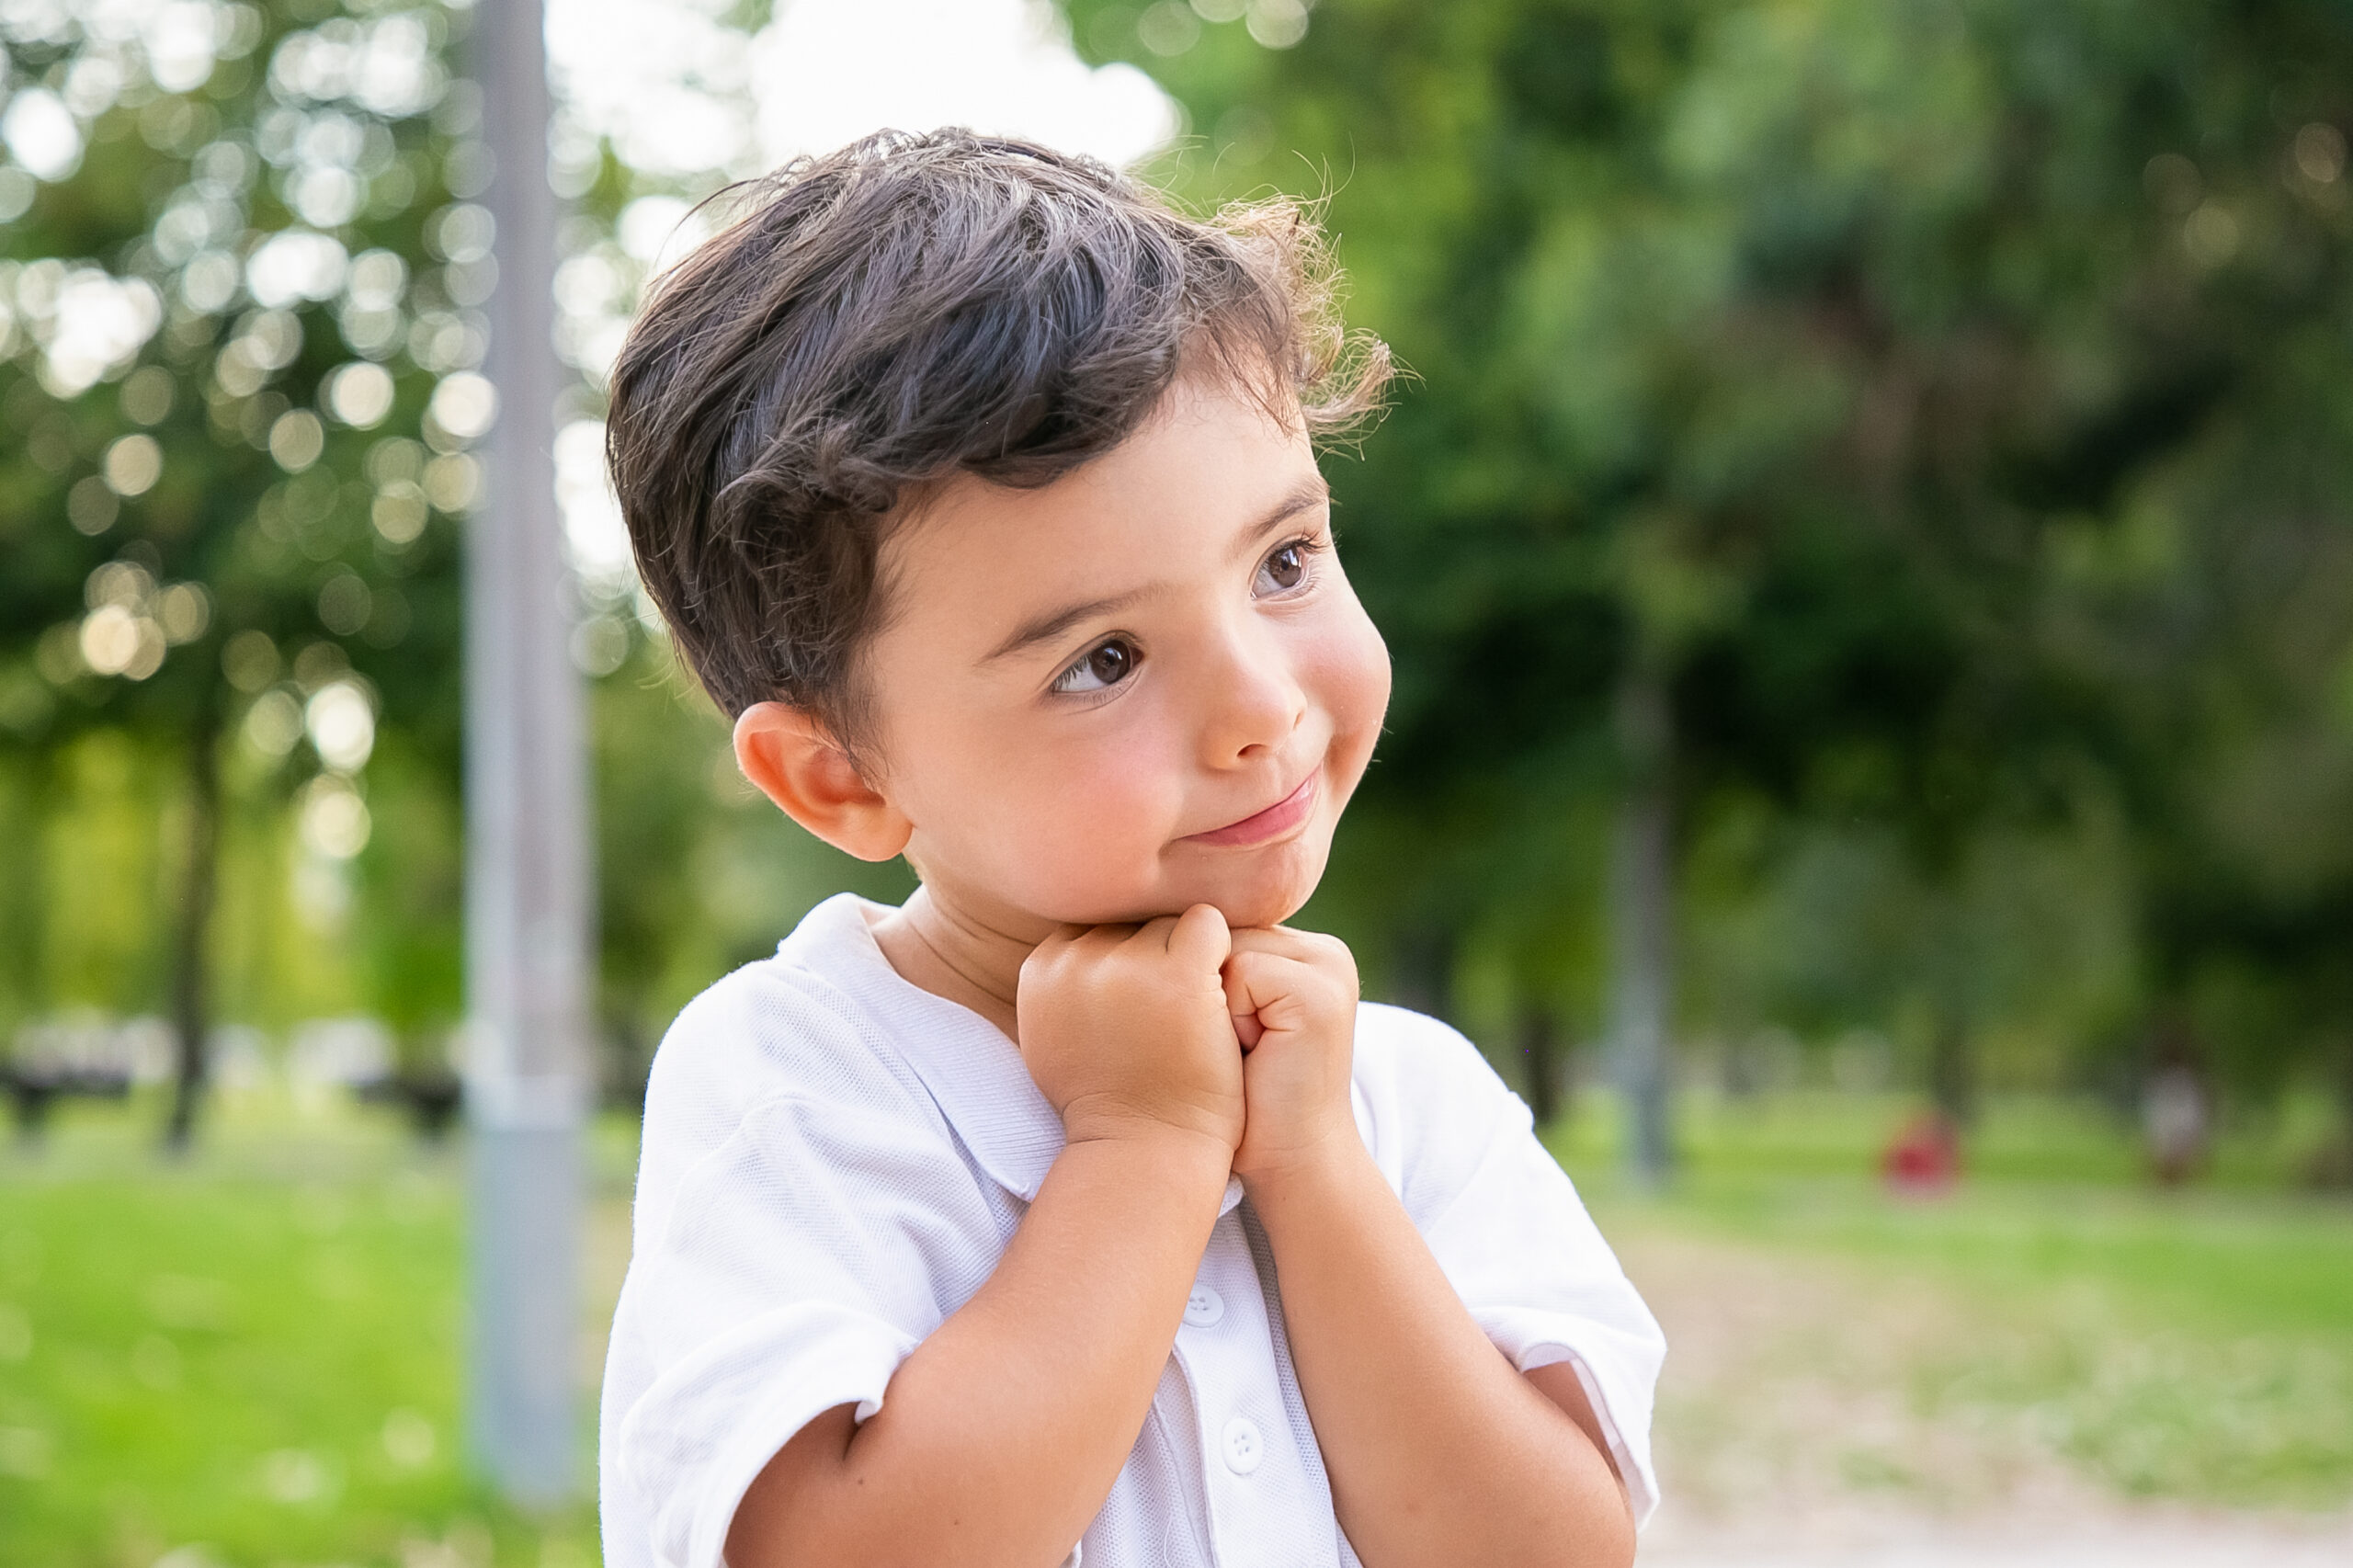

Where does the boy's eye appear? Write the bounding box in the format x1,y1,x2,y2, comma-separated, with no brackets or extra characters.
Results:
1051,637,1138,695
1256,540,1313,595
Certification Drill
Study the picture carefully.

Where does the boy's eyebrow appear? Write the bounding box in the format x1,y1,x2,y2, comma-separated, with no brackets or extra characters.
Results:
1226,477,1333,562
982,585,1153,666
980,479,1333,665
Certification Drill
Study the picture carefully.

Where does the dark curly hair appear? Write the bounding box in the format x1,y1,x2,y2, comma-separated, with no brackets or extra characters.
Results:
605,127,1392,757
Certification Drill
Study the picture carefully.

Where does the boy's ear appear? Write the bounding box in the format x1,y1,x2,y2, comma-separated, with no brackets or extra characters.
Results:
732,702,911,863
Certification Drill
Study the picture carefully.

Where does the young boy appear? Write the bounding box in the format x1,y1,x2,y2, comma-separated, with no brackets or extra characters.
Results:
597,129,1665,1568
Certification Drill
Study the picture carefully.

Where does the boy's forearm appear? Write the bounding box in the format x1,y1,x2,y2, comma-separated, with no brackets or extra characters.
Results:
727,1129,1233,1568
1245,1146,1635,1568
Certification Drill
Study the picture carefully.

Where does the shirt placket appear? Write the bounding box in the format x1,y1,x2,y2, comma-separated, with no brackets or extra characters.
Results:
1171,1209,1342,1568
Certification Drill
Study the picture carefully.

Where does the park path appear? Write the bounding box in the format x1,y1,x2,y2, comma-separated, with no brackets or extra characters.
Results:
1610,1221,2352,1568
1637,1507,2353,1566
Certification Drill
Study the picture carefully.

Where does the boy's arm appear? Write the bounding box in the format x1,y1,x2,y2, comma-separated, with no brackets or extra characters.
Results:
726,1128,1230,1568
1222,930,1636,1568
725,909,1247,1568
1247,1147,1633,1568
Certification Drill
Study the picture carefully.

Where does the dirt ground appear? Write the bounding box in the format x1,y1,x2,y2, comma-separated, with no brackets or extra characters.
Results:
1617,1230,2353,1565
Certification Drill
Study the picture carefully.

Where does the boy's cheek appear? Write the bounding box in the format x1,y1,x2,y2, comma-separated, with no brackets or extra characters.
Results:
986,745,1194,911
1309,603,1392,777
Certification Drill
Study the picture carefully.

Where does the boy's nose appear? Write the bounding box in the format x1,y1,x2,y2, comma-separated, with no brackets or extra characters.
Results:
1196,627,1307,766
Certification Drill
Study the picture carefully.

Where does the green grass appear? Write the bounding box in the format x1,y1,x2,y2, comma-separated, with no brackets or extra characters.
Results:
0,1092,624,1568
1,1085,2347,1565
1551,1090,2353,1510
1557,1088,2353,1338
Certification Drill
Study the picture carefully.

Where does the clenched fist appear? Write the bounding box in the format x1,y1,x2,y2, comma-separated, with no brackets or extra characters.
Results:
1221,926,1360,1187
1016,904,1248,1158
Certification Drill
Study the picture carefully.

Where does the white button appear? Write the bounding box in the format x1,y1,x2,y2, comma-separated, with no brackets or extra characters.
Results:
1183,1285,1224,1328
1222,1416,1264,1475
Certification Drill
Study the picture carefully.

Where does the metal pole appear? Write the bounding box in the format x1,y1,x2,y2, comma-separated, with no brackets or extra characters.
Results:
1609,659,1675,1187
462,0,589,1507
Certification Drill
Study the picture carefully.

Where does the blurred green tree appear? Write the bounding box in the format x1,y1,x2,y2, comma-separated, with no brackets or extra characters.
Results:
1074,0,2353,1156
1,0,478,1145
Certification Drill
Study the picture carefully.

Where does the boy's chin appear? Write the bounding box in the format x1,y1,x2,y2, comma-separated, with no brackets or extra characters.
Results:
1197,884,1313,931
1037,839,1331,931
1168,849,1325,931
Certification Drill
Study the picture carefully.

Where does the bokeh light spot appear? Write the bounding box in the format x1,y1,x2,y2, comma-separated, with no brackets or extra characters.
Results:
270,408,326,472
305,680,376,772
67,476,119,536
324,360,396,427
222,629,281,692
371,481,429,545
381,1407,437,1468
426,371,497,446
2294,122,2346,185
244,688,304,756
423,452,481,512
104,433,165,496
157,583,212,644
299,777,371,859
316,572,373,638
120,365,177,425
1,87,81,181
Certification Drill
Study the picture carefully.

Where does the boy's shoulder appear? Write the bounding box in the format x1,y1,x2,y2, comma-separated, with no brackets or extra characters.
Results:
639,894,938,1153
1349,999,1513,1104
1347,999,1537,1186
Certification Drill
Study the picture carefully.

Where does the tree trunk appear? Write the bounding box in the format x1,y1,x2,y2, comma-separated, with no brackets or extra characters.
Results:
163,702,222,1154
1391,923,1457,1024
2342,1037,2353,1148
1928,1005,1975,1127
0,756,49,1053
2333,1035,2353,1187
1517,1005,1565,1129
1610,660,1676,1186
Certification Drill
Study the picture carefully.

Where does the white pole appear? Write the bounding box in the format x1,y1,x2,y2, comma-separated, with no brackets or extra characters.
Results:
1609,659,1674,1187
462,0,589,1507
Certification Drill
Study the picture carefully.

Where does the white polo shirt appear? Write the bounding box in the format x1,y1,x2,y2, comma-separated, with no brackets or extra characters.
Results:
599,893,1665,1568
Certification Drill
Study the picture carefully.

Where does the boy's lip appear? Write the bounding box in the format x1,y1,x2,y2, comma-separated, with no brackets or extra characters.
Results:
1183,772,1319,846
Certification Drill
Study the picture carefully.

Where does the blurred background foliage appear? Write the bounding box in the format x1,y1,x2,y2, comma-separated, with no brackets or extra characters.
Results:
2,0,2350,1177
0,0,908,1142
1070,0,2353,1161
6,3,2353,1562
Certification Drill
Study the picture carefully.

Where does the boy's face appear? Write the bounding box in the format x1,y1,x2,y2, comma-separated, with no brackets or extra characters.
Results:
862,372,1391,933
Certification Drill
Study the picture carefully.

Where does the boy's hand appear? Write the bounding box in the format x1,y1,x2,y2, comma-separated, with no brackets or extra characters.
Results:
1017,903,1246,1157
1222,926,1361,1187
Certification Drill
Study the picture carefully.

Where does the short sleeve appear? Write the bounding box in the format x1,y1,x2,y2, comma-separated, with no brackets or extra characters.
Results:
1355,1005,1668,1527
605,1085,995,1568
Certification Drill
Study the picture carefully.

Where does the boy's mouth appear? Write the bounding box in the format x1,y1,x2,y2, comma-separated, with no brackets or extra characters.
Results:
1183,772,1319,847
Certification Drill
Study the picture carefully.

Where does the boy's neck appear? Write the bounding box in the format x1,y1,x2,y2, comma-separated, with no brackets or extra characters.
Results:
869,883,1038,1041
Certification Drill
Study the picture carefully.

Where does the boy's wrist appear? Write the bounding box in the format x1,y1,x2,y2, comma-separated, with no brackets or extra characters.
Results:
1056,1082,1242,1161
1234,1127,1381,1218
1057,1115,1237,1189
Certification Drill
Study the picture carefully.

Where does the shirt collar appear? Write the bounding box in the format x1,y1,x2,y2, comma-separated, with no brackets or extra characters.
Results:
794,893,1244,1217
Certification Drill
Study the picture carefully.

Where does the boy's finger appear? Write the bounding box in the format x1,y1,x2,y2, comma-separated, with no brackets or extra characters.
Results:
1222,965,1266,1049
1226,924,1352,971
1022,922,1112,975
1224,948,1356,1043
1161,903,1233,971
1129,915,1180,963
1222,949,1311,1016
1035,921,1098,951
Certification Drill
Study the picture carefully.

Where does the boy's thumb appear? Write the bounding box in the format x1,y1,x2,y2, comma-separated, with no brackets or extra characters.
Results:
1166,902,1233,971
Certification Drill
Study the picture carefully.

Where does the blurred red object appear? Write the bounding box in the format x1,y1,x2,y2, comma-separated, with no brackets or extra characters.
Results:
1881,1109,1961,1195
